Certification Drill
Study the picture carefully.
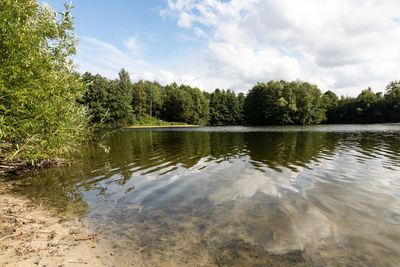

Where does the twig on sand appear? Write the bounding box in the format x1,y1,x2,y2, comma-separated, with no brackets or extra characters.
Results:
0,234,19,241
74,235,96,241
69,261,88,264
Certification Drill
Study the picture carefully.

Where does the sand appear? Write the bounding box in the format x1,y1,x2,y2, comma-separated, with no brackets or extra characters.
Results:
0,178,111,267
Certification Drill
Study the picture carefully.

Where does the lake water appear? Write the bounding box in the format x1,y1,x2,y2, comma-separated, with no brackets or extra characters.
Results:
17,124,400,266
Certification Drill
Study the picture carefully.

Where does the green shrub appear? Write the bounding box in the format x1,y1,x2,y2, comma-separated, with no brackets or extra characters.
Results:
0,0,87,163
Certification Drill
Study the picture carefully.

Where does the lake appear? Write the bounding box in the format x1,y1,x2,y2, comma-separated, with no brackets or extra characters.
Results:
17,124,400,266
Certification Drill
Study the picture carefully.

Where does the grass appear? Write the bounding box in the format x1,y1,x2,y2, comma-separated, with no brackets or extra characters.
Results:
130,115,190,127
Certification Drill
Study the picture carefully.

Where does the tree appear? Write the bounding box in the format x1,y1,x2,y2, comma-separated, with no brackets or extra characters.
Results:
356,88,379,123
209,89,228,125
291,81,325,124
81,73,110,124
0,0,87,162
322,90,339,123
385,80,400,122
107,69,134,125
244,83,272,125
132,80,147,117
162,83,209,125
245,81,290,125
162,83,189,123
244,81,325,125
237,92,245,124
144,81,164,118
209,89,241,125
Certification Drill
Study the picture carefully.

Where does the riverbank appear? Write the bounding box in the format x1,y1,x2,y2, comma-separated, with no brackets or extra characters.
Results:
0,159,65,177
0,178,110,266
126,124,202,129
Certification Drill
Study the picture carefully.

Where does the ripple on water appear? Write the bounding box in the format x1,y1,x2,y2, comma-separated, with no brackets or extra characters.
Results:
15,125,400,266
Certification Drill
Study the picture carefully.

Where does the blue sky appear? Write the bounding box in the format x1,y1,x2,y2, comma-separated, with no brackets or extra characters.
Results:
43,1,207,82
43,0,400,96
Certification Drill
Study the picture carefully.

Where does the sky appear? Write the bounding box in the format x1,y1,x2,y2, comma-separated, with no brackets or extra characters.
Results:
43,0,400,96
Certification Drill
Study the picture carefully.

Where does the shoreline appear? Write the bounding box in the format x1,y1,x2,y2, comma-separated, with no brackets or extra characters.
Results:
125,124,203,129
0,178,110,266
0,159,65,177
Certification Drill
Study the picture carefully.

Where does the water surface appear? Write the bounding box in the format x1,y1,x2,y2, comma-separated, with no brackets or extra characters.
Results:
18,124,400,266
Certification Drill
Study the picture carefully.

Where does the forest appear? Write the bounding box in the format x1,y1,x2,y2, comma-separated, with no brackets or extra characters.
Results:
1,0,400,164
80,69,400,127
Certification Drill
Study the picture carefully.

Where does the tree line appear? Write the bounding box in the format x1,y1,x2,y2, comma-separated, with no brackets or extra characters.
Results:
80,70,400,126
80,71,209,126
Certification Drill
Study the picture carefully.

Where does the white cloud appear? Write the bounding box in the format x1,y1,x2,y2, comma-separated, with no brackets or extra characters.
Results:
177,12,193,28
123,35,140,53
154,70,205,88
74,1,400,96
75,36,204,88
194,26,208,38
162,0,400,95
141,72,155,81
207,41,301,82
158,70,176,84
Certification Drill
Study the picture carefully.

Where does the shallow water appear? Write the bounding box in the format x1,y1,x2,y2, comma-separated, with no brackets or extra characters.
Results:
18,124,400,266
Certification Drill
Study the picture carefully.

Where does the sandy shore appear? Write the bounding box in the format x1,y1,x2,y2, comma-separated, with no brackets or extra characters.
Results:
0,178,111,267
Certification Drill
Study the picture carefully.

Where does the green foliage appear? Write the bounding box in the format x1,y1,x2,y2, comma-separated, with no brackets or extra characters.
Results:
82,74,209,127
144,81,164,118
2,0,398,167
244,81,325,125
131,80,166,119
385,80,400,122
81,72,110,124
131,115,186,126
237,93,245,124
324,83,399,124
80,70,399,127
81,69,134,127
0,0,87,162
132,80,147,117
162,83,209,125
322,90,339,122
107,69,134,125
355,88,381,122
209,89,241,125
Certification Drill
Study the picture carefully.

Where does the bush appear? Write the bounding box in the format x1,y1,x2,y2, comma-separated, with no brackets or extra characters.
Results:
0,0,87,163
